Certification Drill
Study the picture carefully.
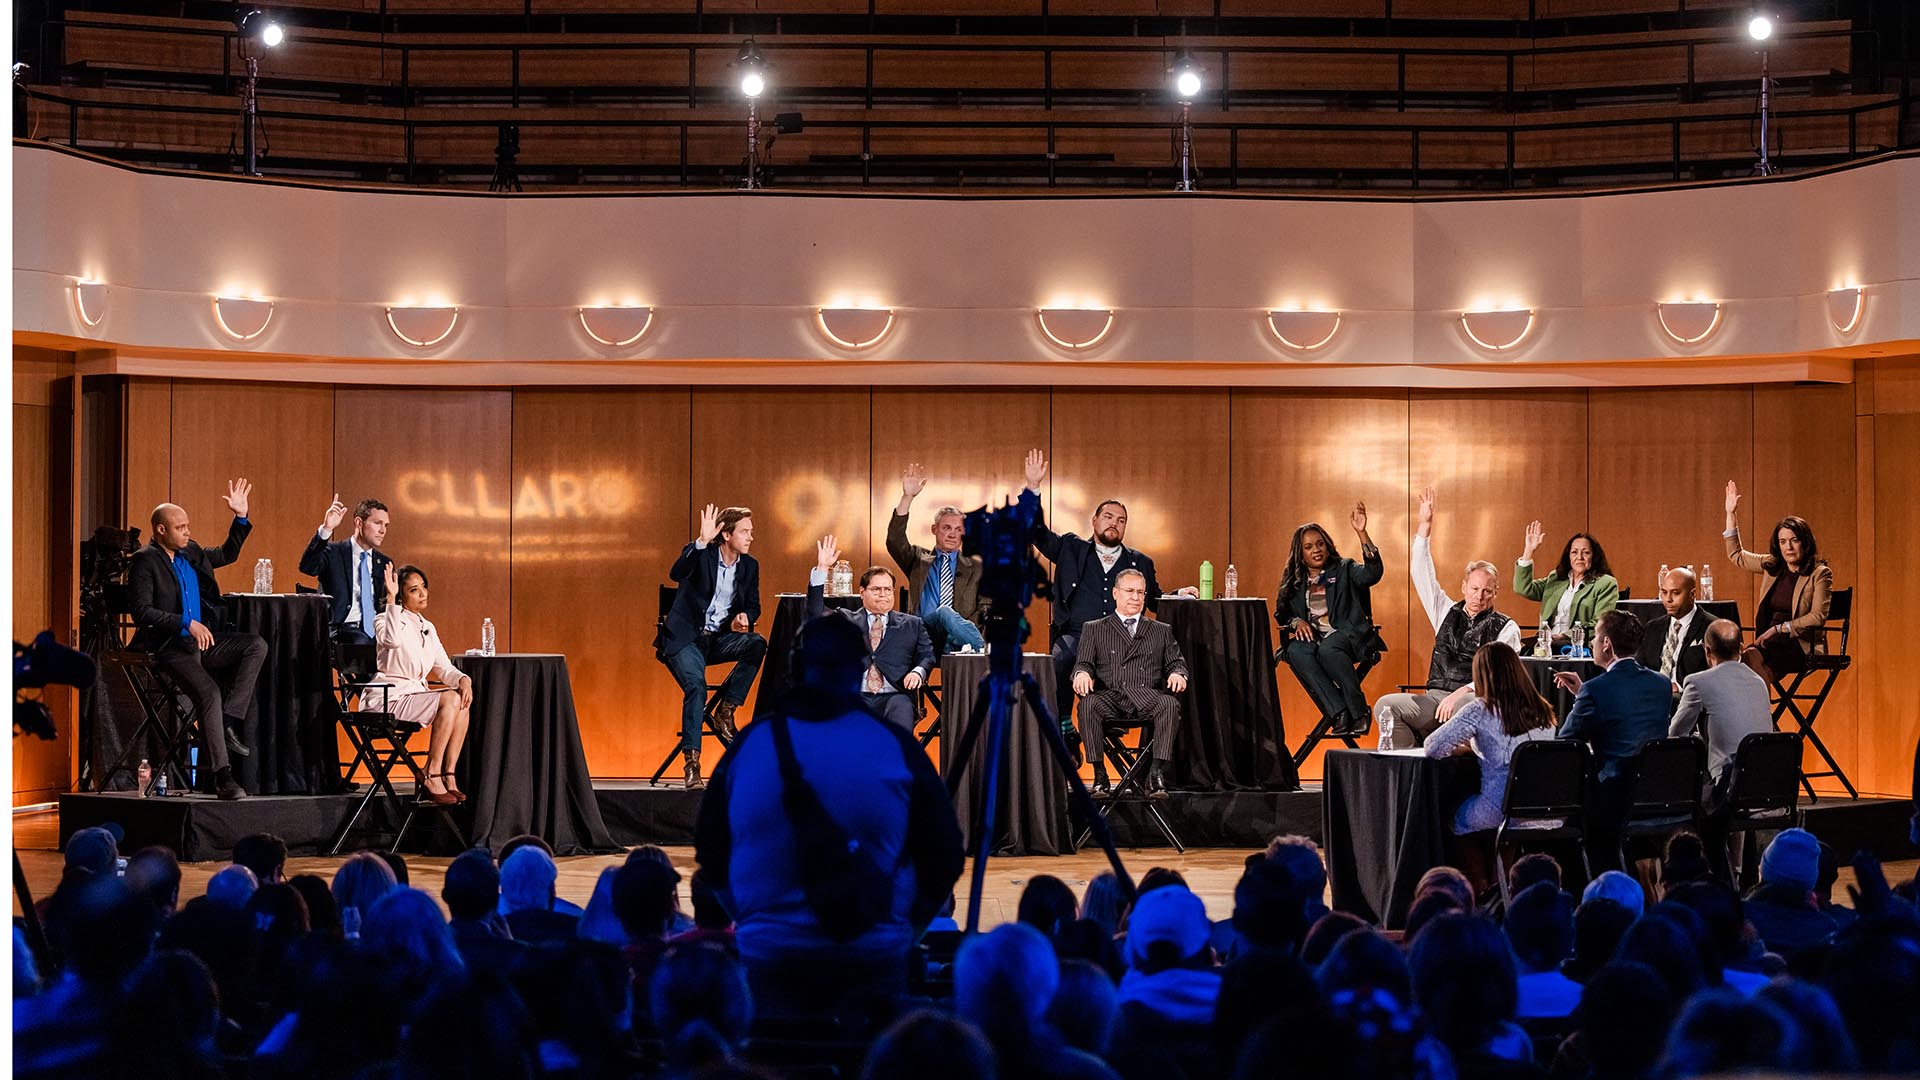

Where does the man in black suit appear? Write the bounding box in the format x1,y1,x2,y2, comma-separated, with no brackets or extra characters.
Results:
1635,567,1712,702
298,494,392,644
808,535,935,729
126,480,267,801
656,504,766,789
1021,449,1181,711
1073,569,1189,799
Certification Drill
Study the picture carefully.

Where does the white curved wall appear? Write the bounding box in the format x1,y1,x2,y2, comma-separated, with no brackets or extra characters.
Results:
12,143,1918,385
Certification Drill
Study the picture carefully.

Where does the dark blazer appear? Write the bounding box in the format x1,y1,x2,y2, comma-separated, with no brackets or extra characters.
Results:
807,582,935,690
298,531,392,628
1031,510,1160,635
126,516,251,652
1635,606,1712,686
656,542,761,658
885,511,984,623
1276,546,1385,635
1557,657,1674,784
1073,613,1187,710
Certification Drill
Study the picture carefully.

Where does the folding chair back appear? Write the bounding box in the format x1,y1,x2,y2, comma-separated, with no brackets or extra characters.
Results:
1622,738,1706,823
1502,739,1590,822
1724,731,1803,820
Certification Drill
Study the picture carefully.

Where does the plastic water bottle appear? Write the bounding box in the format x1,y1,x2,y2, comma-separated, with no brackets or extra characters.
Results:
831,560,854,597
253,558,273,595
154,768,168,798
137,758,152,796
1658,563,1669,594
1224,564,1239,599
481,618,496,657
1569,620,1586,657
1700,563,1714,601
1198,561,1214,600
1535,623,1551,658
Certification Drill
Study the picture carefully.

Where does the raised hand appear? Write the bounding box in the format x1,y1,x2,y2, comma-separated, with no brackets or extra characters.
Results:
901,462,928,498
1724,480,1741,518
815,534,840,571
697,503,721,545
1417,485,1436,526
1523,519,1545,558
1023,448,1048,491
321,493,348,535
382,560,400,600
1349,501,1369,536
223,478,253,518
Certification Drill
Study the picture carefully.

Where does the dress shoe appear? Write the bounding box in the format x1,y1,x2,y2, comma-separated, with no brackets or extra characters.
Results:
214,767,247,801
1147,763,1170,800
438,771,467,803
685,750,706,791
420,779,460,806
224,726,252,758
1090,775,1113,800
1344,712,1372,738
711,700,739,742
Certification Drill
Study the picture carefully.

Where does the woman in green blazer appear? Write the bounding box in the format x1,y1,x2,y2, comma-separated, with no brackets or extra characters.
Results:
1514,521,1620,646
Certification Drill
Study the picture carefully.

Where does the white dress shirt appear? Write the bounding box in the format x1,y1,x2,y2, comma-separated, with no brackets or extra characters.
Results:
1410,535,1525,652
704,548,740,631
318,529,379,624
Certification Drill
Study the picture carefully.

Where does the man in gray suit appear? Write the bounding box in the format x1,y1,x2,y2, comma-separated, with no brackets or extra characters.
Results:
1667,619,1774,792
1072,569,1188,800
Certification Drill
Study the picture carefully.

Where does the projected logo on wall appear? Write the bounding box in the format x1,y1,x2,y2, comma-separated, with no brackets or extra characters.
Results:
395,471,637,519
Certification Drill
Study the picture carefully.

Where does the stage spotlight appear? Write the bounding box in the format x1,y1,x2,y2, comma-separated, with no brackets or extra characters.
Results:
238,9,284,48
1747,12,1774,40
233,9,287,176
1171,53,1200,191
1747,10,1776,175
1172,56,1202,101
737,39,767,99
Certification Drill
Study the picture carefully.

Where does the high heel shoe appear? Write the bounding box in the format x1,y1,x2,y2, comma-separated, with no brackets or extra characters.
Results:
438,771,467,803
420,776,460,806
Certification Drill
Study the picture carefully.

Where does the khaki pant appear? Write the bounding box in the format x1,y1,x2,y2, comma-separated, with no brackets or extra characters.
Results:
1373,687,1450,750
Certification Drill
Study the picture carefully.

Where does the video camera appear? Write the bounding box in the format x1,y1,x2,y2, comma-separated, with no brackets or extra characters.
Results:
960,488,1048,651
15,630,96,740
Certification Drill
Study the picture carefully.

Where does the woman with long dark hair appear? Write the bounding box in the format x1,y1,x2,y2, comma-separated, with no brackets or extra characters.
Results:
1424,642,1558,835
1275,504,1383,737
1514,524,1620,646
1723,481,1833,681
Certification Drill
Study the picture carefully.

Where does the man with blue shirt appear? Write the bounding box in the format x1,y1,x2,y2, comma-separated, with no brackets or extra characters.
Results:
1553,609,1672,871
656,503,766,789
885,462,987,653
126,479,267,800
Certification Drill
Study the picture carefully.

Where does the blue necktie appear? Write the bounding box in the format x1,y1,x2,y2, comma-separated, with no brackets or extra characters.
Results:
359,551,375,639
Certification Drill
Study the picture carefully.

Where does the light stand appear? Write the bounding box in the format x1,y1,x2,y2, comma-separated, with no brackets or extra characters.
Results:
1171,54,1201,192
235,9,284,177
737,39,767,189
1749,12,1775,176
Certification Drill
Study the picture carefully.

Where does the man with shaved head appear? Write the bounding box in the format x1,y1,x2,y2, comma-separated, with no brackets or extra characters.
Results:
1635,566,1712,699
126,479,267,800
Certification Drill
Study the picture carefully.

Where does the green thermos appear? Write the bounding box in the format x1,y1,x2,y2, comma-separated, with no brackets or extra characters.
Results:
1199,560,1215,600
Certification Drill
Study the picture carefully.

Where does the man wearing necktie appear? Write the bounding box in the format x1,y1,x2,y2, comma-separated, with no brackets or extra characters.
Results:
885,462,987,653
808,536,935,729
1634,567,1712,706
1072,569,1189,799
299,495,394,645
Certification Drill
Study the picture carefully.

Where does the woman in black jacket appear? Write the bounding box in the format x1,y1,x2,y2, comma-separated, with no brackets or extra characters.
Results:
1276,503,1384,737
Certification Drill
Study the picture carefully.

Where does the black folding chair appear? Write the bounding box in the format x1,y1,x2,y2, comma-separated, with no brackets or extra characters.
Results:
1496,739,1593,905
649,585,734,786
1075,710,1184,852
1617,737,1707,870
1721,731,1804,890
1766,588,1854,800
100,646,203,795
329,641,466,855
1284,622,1386,769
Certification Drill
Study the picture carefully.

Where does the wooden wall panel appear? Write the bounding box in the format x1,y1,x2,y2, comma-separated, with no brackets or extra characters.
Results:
331,389,512,655
1230,390,1411,780
14,403,69,804
1867,413,1920,799
689,388,874,716
123,378,172,533
1408,390,1588,681
1587,387,1755,610
169,382,336,597
13,346,71,406
1754,383,1860,794
510,389,692,777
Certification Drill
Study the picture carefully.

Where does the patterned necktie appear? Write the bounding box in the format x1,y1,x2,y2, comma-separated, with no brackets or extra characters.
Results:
865,614,885,692
358,551,375,639
938,552,955,609
1124,616,1138,639
1661,618,1683,678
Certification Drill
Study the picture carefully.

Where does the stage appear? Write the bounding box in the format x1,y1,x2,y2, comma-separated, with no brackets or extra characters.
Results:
57,782,1917,865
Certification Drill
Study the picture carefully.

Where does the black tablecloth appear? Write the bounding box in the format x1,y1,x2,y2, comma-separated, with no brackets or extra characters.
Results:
753,592,862,721
449,653,618,855
1324,749,1481,929
1520,655,1603,721
939,652,1073,857
1156,597,1298,792
222,593,345,795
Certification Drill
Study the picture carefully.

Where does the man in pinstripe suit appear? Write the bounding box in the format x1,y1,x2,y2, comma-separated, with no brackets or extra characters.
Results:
1072,568,1189,800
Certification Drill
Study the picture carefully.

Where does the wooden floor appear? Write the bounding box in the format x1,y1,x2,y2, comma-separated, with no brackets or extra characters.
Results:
15,809,1912,927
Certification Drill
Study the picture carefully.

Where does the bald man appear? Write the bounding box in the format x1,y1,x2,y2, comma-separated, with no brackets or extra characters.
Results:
126,480,267,800
1635,567,1712,697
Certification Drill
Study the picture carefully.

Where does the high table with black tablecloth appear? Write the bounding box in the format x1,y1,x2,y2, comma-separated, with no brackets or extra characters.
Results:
222,593,344,795
1324,748,1481,929
1155,597,1298,791
1520,655,1603,721
752,592,862,721
449,653,617,854
939,652,1073,857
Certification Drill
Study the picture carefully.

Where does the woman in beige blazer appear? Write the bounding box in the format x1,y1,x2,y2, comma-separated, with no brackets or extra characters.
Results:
1723,481,1833,682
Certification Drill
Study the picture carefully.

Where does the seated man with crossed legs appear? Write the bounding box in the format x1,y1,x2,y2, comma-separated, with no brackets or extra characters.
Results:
1072,569,1189,800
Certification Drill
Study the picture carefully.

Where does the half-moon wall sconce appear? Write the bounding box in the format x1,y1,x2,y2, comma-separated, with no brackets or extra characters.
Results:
1656,300,1722,345
386,306,460,348
579,306,654,347
74,280,108,327
1036,308,1115,351
1266,310,1342,352
212,296,275,341
1827,287,1863,334
816,308,896,350
1459,308,1535,352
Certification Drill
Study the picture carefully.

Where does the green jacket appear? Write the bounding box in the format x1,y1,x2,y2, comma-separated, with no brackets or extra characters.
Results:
1512,562,1620,632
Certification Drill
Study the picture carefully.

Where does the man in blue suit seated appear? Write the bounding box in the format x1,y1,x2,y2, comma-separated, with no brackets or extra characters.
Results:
1553,608,1673,871
807,534,934,730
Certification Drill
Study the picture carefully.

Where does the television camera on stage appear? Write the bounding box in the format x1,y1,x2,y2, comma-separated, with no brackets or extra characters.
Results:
76,525,146,791
14,623,99,975
944,488,1137,930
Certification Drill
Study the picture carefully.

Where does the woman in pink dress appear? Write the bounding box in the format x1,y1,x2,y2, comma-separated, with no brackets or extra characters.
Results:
371,562,473,805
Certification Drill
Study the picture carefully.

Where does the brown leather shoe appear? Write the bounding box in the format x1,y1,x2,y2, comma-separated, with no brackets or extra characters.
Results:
711,700,739,742
684,750,706,791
